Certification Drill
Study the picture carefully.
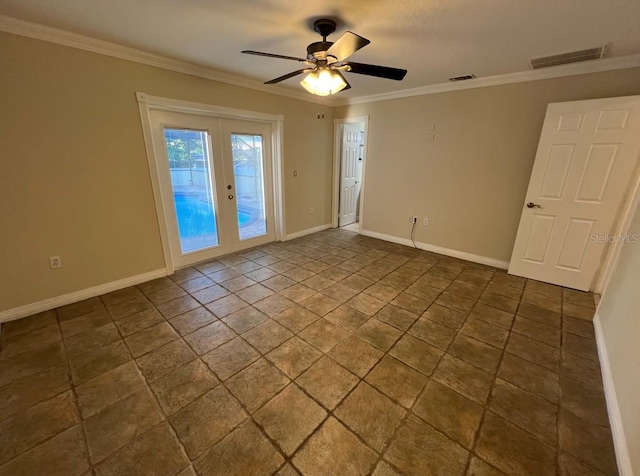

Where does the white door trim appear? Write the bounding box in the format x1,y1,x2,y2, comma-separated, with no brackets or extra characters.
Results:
136,92,285,274
593,162,640,294
332,116,369,230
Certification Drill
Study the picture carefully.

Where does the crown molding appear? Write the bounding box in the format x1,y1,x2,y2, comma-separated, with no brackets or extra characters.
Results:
0,14,335,106
335,54,640,106
2,14,639,108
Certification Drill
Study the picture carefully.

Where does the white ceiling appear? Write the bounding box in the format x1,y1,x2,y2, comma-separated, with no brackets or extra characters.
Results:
1,0,639,99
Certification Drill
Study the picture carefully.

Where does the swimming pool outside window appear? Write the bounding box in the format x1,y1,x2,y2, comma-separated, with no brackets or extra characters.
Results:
164,128,220,253
231,134,268,240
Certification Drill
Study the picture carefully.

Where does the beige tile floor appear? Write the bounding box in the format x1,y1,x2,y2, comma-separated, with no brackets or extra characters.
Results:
0,229,618,476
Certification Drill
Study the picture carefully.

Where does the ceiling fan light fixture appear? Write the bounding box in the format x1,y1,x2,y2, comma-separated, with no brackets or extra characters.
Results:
300,68,347,96
244,18,407,93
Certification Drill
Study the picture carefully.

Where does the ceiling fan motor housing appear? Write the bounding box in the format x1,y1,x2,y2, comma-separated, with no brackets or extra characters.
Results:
307,41,334,59
308,19,338,60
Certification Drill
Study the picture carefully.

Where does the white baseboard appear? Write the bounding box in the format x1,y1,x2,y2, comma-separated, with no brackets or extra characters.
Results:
0,268,168,323
285,224,333,241
359,229,510,269
593,312,633,476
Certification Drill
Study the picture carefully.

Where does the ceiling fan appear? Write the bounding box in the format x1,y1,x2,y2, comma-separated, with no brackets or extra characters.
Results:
242,18,408,96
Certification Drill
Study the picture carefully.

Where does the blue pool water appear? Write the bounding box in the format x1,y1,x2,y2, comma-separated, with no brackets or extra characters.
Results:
174,194,252,240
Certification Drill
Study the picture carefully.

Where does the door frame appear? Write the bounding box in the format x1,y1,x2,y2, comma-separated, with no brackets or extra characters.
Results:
332,116,369,230
594,160,640,294
136,92,285,274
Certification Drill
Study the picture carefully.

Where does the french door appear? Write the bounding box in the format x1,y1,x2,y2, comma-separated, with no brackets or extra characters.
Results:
148,110,275,268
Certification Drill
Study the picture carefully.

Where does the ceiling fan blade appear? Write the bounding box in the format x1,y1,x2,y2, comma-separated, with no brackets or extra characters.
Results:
241,50,306,62
326,32,370,62
345,62,407,81
264,69,308,84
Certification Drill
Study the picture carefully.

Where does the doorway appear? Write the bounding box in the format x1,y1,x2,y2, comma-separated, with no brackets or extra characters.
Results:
333,116,368,231
138,93,284,273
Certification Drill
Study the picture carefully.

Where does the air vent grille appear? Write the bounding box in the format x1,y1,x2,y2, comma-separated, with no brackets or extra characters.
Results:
449,74,476,81
530,46,607,70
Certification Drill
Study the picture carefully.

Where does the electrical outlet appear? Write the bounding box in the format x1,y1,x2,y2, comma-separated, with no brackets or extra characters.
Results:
409,216,418,223
423,218,429,226
309,207,314,215
49,256,62,269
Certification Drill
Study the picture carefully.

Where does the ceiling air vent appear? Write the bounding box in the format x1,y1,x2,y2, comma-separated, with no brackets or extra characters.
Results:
449,74,476,81
529,46,607,70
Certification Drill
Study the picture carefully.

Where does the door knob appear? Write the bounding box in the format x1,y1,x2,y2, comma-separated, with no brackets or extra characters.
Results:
526,202,541,209
227,185,232,190
228,194,234,200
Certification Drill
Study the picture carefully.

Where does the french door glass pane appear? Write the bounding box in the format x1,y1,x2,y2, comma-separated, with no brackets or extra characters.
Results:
231,134,268,240
164,128,219,252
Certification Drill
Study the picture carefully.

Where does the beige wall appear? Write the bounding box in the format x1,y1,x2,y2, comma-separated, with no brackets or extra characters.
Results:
596,204,640,474
336,68,640,263
2,29,640,313
0,32,333,311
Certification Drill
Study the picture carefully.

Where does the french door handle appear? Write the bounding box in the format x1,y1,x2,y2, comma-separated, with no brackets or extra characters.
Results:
526,202,541,209
228,194,234,200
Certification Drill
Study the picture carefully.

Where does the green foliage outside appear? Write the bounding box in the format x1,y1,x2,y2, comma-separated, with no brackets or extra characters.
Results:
165,130,205,169
164,130,262,169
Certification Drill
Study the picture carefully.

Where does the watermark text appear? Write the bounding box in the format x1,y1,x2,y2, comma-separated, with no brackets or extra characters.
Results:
590,233,639,244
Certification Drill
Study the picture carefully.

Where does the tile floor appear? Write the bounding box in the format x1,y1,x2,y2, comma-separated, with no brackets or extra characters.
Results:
341,222,361,232
0,229,618,476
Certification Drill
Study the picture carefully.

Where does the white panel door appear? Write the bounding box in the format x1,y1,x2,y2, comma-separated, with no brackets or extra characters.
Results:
509,96,640,291
339,124,362,227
